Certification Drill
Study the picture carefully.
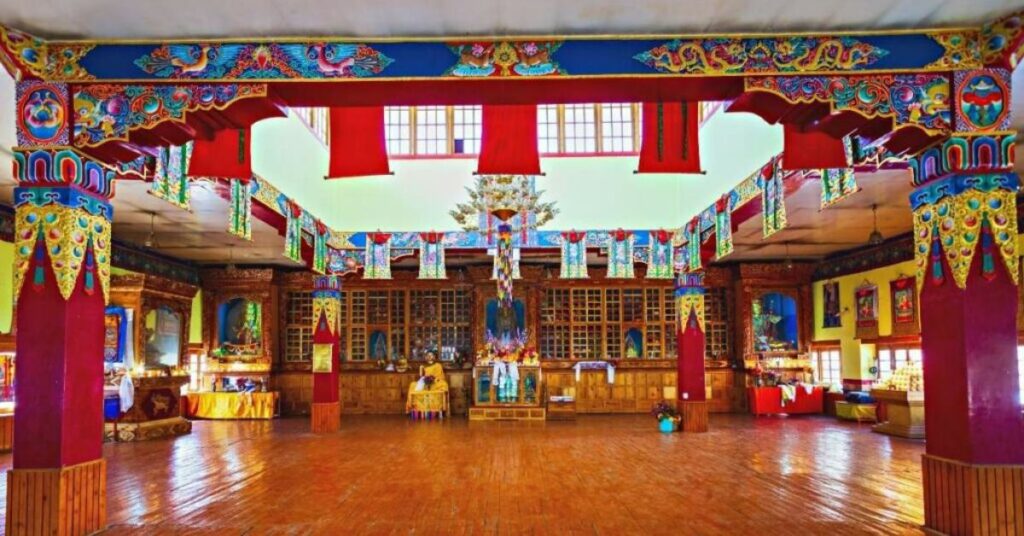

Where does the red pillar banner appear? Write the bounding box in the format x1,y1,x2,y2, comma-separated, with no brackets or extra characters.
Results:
781,124,848,170
477,104,541,175
676,272,708,433
189,128,252,179
311,275,342,432
637,102,701,174
327,106,391,178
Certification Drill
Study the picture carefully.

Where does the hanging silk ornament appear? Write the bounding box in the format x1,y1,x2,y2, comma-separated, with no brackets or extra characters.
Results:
714,195,733,260
607,229,635,279
491,246,521,280
228,178,252,240
284,201,304,264
647,229,675,279
820,168,858,209
364,232,392,279
685,218,701,273
418,231,447,280
762,158,787,238
496,224,515,307
150,143,192,210
560,231,588,279
313,220,330,274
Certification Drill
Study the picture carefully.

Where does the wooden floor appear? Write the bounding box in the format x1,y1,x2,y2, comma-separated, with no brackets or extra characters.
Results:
0,415,926,535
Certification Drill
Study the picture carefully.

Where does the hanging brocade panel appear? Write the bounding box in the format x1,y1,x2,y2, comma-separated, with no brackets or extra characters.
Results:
560,232,588,279
607,231,635,279
762,158,788,238
364,233,392,279
647,230,675,279
820,168,858,209
228,178,252,240
313,221,329,275
418,232,447,280
283,202,303,264
714,196,733,260
150,143,192,210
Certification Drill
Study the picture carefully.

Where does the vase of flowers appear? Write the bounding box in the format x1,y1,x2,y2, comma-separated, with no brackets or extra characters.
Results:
651,400,680,433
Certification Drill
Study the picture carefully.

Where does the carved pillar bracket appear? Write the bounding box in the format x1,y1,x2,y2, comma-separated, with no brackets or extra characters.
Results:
311,275,342,432
675,272,708,433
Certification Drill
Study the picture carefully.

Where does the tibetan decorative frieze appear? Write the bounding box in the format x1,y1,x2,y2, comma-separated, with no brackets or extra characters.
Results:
12,147,116,198
812,235,914,281
909,132,1015,186
133,42,393,79
73,83,268,146
744,74,951,133
634,36,889,75
909,173,1018,290
676,273,706,333
0,26,93,81
446,41,564,77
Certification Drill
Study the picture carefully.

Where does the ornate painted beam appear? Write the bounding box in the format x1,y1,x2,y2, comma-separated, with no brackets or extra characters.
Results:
981,10,1024,69
0,23,987,82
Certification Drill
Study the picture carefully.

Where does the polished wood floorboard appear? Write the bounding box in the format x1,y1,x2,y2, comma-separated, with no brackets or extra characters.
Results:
0,415,926,535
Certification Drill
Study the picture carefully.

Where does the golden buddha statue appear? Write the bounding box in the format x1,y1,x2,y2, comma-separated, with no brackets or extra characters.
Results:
405,352,449,419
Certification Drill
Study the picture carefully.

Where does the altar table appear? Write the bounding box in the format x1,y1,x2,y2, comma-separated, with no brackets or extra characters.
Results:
183,392,279,420
748,386,823,416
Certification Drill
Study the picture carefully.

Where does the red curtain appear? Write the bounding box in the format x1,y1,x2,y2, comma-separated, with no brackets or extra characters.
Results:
782,124,847,170
478,104,541,175
189,128,252,179
327,106,391,178
638,102,701,174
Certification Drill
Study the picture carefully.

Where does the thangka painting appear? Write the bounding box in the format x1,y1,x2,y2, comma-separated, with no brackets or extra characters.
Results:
854,282,879,340
889,277,919,336
822,281,841,328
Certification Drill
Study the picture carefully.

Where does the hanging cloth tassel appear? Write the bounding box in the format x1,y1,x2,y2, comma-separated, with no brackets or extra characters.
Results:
326,106,392,178
364,232,392,279
151,143,192,209
560,231,588,279
284,200,304,264
714,195,733,260
228,178,252,240
762,158,788,238
820,168,858,209
637,102,701,173
685,218,701,273
496,225,515,306
647,229,675,279
313,220,330,275
189,128,252,179
418,231,447,280
607,229,635,279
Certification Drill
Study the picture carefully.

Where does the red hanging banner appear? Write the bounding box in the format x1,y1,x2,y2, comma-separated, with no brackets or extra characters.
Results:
478,104,541,175
327,106,391,179
189,128,252,180
781,124,848,170
637,102,701,174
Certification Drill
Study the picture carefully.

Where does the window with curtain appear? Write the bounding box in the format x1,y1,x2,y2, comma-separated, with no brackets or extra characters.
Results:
600,103,635,153
563,104,597,153
452,105,482,154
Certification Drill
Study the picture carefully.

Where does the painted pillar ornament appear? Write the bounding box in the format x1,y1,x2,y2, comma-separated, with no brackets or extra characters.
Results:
684,218,701,273
560,230,588,279
311,275,342,433
313,220,330,275
418,231,447,280
714,195,733,259
495,224,514,305
762,157,787,238
150,143,192,210
606,228,635,279
228,178,252,240
647,229,675,279
364,232,392,279
283,200,303,263
675,272,707,433
819,168,858,209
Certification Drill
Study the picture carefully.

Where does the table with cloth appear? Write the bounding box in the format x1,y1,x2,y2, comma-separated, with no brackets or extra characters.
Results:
183,391,279,420
748,385,823,416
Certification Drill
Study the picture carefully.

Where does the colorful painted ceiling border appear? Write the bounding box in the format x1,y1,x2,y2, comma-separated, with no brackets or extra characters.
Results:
6,11,1024,83
811,234,914,281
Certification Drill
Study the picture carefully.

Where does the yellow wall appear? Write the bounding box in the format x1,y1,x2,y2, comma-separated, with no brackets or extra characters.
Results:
0,239,12,334
812,260,916,381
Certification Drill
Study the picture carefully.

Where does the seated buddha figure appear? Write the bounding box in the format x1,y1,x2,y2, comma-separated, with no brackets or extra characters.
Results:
405,352,449,418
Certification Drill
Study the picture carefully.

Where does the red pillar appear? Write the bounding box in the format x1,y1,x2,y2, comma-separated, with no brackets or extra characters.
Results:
7,146,114,534
310,275,341,432
676,273,708,432
910,113,1024,531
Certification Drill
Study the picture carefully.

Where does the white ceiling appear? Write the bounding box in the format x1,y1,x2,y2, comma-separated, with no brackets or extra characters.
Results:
2,0,1020,39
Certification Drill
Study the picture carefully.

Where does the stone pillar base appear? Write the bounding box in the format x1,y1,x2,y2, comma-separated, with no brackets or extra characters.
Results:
311,401,341,433
922,454,1024,535
6,458,106,536
678,400,708,433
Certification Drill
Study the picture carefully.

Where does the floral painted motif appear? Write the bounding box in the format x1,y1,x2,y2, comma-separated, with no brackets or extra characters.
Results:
924,31,983,70
312,276,342,335
73,83,268,146
446,41,564,77
634,36,887,75
675,273,705,333
16,81,68,145
955,70,1010,131
745,74,951,134
981,12,1024,68
0,26,94,80
134,43,393,79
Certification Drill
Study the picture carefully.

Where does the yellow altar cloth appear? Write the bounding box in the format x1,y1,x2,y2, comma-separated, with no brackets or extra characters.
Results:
406,362,449,417
835,401,877,423
183,392,278,420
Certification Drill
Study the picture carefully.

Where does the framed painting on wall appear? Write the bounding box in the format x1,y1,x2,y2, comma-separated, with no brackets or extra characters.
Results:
822,281,841,328
890,276,919,336
854,282,879,340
